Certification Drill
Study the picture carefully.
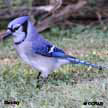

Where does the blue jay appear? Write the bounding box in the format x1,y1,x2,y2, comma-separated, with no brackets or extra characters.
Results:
2,16,103,87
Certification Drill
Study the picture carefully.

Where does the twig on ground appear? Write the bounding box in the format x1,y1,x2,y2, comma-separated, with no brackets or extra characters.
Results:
37,0,87,32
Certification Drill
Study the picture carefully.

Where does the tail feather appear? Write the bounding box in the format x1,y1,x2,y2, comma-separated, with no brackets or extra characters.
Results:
66,55,103,70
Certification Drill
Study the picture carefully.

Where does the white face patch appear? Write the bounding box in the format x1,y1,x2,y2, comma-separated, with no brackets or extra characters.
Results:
13,26,26,44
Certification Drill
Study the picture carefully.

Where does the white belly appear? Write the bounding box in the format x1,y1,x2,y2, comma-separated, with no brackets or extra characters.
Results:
15,44,31,65
15,44,57,71
14,43,69,78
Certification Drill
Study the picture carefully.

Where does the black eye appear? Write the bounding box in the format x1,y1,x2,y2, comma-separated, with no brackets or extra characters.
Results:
8,27,13,32
13,26,20,32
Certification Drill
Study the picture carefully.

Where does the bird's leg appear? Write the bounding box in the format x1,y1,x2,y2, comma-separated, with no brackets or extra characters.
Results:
36,71,41,88
36,72,48,89
37,71,41,80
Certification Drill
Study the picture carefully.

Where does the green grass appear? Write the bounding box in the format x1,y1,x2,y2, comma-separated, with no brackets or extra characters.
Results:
0,25,108,108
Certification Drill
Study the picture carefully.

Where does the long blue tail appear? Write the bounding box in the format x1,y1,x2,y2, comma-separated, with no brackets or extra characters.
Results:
66,55,103,70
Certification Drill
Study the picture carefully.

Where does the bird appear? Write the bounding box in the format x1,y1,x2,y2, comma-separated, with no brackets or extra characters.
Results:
2,16,103,87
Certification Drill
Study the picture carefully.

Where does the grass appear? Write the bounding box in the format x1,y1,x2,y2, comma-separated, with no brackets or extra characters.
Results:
0,25,108,108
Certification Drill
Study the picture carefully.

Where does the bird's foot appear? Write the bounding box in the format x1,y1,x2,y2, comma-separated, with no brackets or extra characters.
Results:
36,77,48,89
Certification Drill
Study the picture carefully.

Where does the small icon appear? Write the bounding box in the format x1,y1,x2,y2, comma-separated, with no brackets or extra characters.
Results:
83,101,103,106
4,100,19,105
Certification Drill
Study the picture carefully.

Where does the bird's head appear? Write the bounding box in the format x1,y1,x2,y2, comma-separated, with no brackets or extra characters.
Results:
2,16,30,44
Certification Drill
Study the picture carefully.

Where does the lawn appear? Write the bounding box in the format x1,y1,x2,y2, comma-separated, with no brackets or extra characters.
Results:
0,25,108,108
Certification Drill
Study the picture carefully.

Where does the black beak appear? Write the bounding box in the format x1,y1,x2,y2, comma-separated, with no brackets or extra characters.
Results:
0,30,12,40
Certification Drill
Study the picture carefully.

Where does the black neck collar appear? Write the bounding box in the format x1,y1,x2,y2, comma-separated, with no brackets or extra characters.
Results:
14,35,26,45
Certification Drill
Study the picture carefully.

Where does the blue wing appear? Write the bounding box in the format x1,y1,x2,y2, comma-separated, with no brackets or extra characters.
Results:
32,36,104,70
32,36,65,58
